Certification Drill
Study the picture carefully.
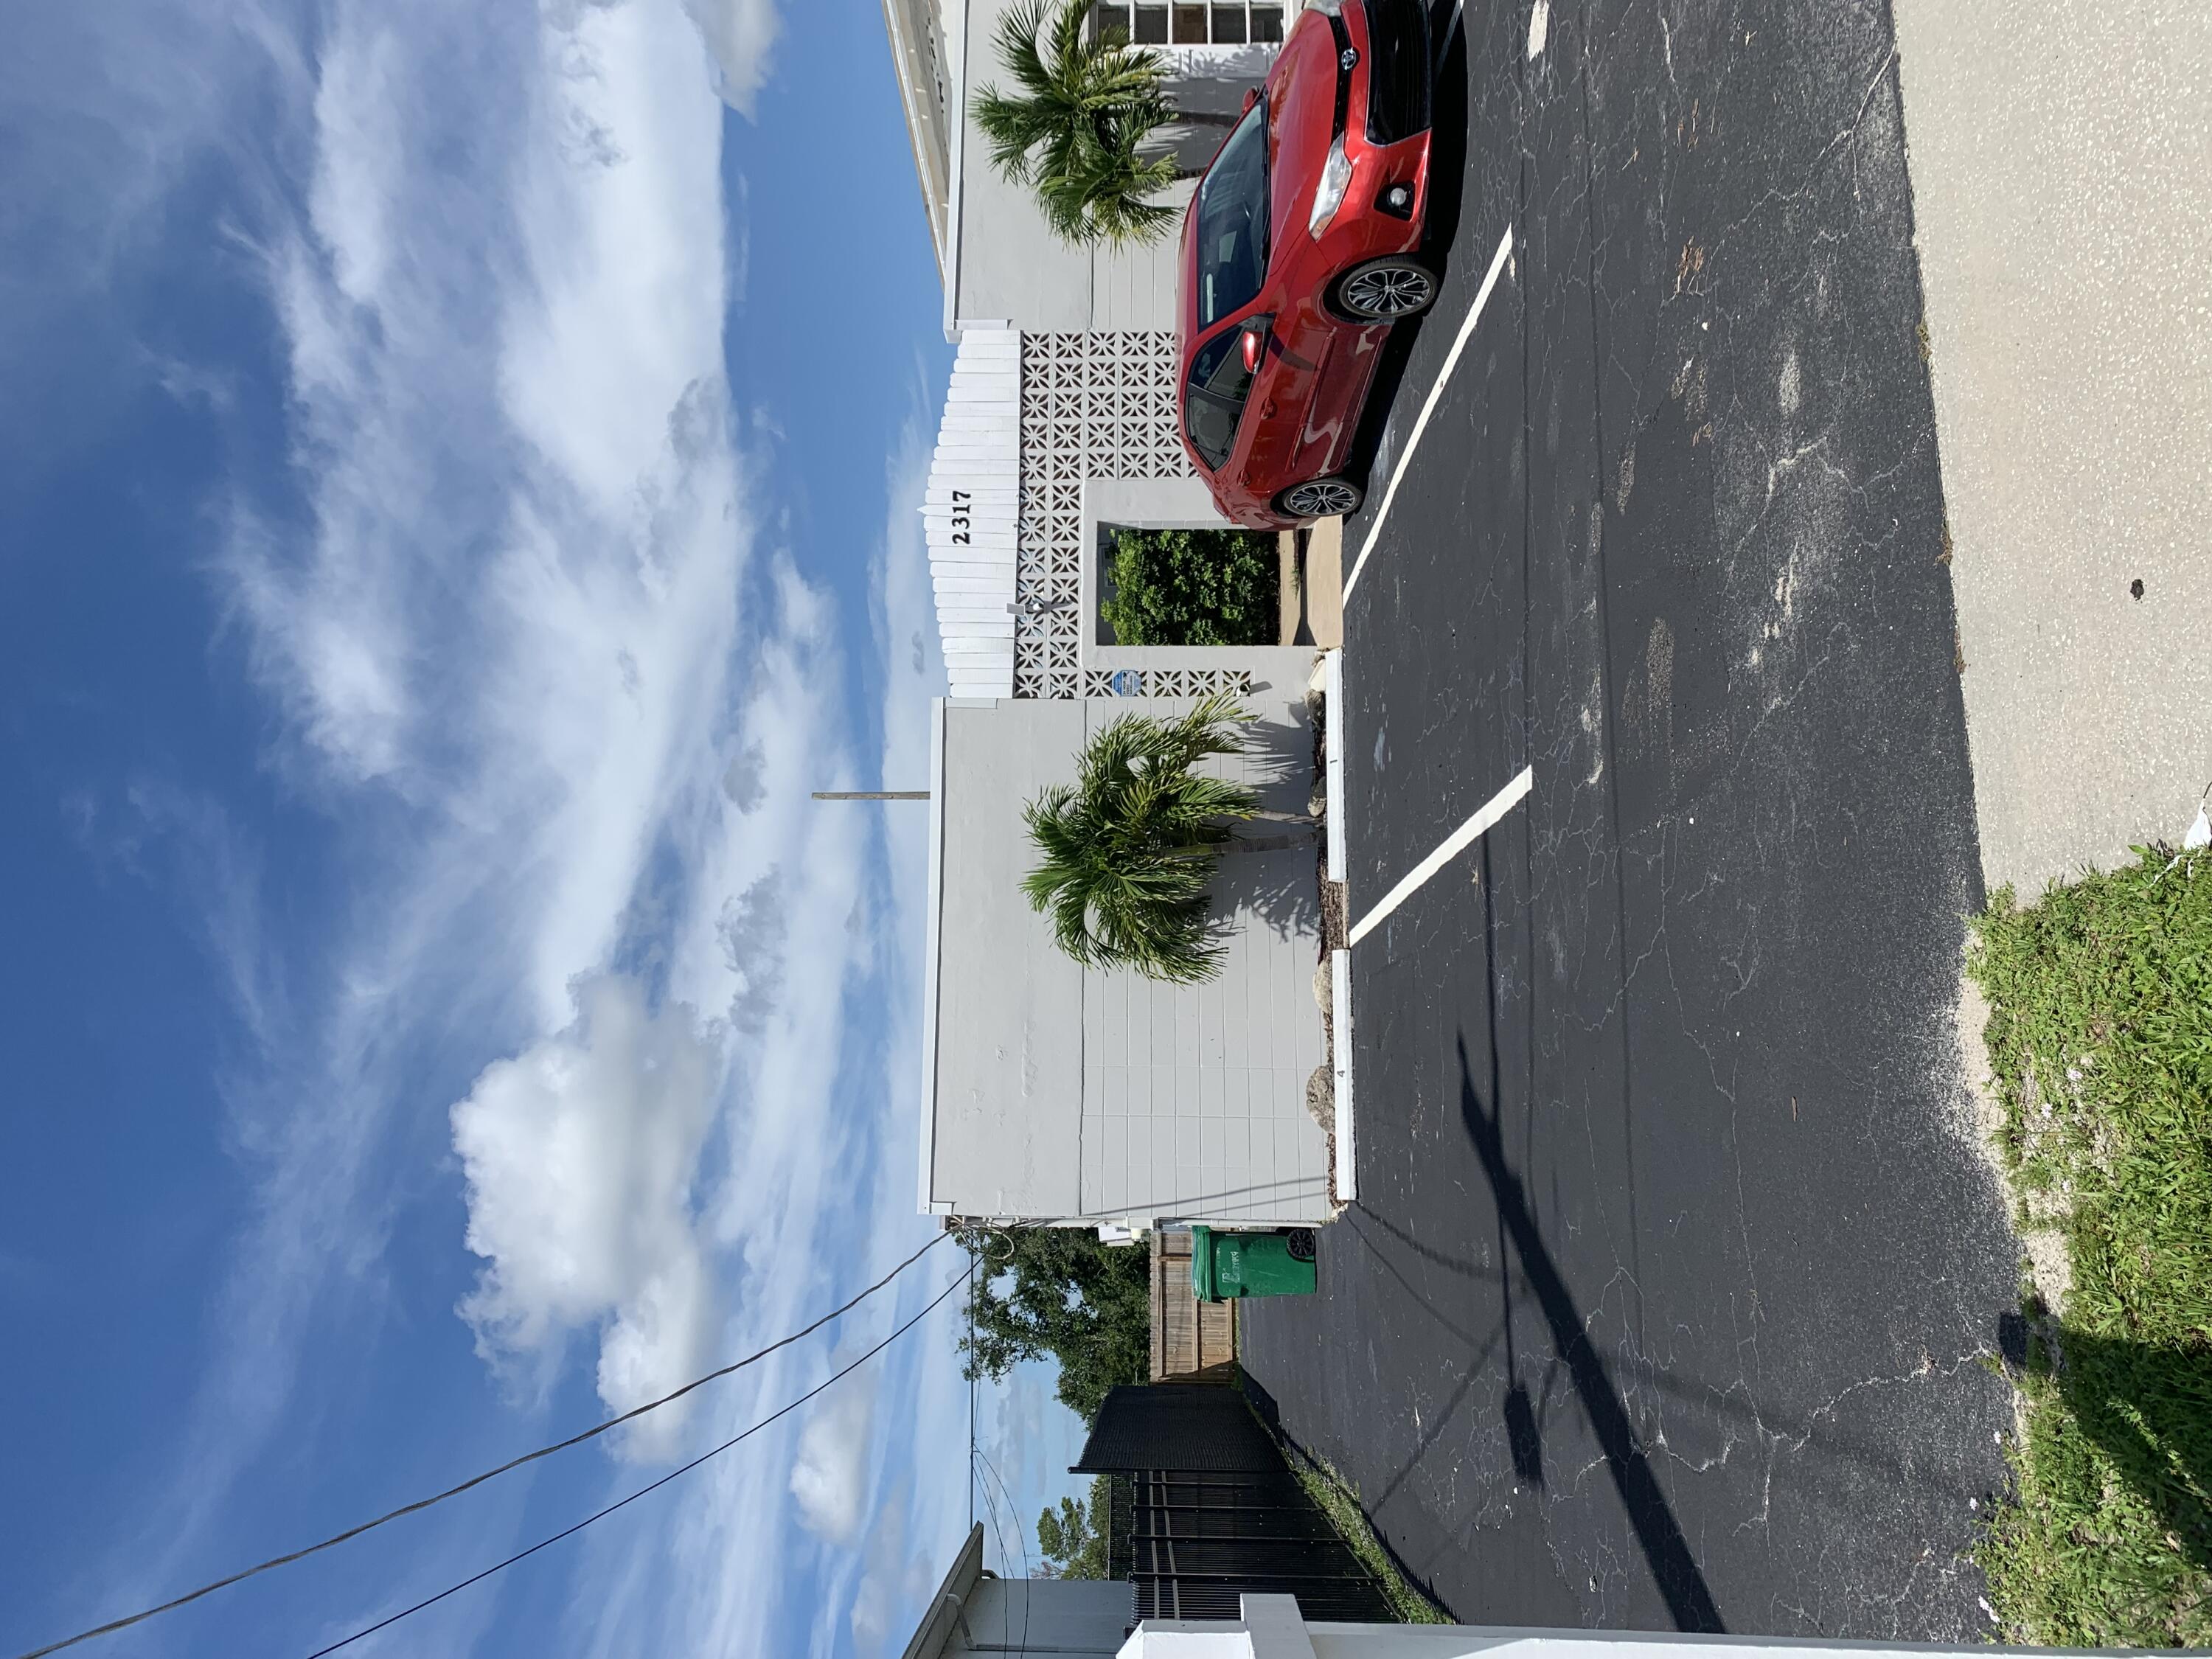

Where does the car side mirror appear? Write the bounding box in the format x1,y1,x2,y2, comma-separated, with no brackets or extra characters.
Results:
1240,314,1273,372
1242,86,1260,114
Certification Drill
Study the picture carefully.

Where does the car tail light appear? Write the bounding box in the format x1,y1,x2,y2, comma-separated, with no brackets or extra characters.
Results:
1308,135,1354,240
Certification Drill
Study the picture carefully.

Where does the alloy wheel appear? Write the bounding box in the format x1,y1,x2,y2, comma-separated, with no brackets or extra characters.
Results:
1340,262,1435,319
1281,478,1362,518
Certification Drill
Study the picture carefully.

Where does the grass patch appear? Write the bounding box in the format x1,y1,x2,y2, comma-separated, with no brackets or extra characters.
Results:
1967,844,2212,1646
1278,1441,1453,1624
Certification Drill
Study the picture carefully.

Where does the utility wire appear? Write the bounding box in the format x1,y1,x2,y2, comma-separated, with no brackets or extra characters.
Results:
301,1270,967,1659
966,1251,978,1532
15,1232,947,1659
972,1444,1033,1658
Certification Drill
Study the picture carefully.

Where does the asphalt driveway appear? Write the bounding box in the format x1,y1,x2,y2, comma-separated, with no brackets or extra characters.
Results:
1241,0,2019,1638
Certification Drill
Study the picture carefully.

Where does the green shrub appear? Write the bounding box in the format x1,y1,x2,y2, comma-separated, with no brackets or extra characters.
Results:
1102,526,1279,647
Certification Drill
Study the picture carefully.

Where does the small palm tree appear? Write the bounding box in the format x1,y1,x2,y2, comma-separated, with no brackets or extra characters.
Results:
1023,691,1277,984
973,0,1186,248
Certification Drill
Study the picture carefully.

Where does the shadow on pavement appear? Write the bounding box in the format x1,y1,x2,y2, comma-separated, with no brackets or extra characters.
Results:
1457,1033,1728,1632
1343,0,1474,490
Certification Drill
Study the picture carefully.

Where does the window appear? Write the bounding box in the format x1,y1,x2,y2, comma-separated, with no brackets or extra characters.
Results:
1192,98,1268,330
1183,327,1256,470
1088,2,1284,45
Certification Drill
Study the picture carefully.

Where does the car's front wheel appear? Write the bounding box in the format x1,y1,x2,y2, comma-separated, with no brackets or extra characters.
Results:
1275,476,1365,521
1332,256,1439,321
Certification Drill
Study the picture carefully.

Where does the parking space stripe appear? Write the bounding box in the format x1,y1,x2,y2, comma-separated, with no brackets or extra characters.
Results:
1341,225,1515,605
1347,765,1532,947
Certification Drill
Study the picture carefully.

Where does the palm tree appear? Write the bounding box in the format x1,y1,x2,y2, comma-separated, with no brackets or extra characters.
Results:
974,0,1196,248
1023,690,1302,984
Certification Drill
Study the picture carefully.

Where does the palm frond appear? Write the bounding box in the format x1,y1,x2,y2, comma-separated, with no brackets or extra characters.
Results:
1021,695,1263,983
970,0,1183,248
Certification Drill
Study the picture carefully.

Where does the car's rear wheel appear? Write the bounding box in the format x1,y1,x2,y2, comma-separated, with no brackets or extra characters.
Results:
1275,476,1364,521
1332,256,1439,321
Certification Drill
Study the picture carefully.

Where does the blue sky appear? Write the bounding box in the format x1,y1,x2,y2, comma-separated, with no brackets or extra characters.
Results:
0,1,1085,1655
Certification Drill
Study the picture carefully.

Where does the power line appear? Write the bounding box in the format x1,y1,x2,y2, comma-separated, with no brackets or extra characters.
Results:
15,1233,947,1659
973,1446,1029,1580
972,1444,1033,1658
304,1270,967,1658
967,1251,978,1533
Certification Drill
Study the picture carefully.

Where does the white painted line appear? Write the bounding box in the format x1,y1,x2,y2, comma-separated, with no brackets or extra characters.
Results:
1323,649,1346,884
1332,948,1355,1203
1347,765,1532,948
1341,225,1516,605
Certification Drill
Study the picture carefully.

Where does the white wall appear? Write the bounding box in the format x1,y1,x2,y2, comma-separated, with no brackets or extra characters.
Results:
924,684,1329,1225
1116,1599,2111,1659
947,0,1276,334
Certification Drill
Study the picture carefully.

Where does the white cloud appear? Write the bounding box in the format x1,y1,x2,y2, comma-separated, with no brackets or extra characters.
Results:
71,0,817,1622
452,974,723,1458
678,0,781,115
21,1,992,1652
788,1368,878,1542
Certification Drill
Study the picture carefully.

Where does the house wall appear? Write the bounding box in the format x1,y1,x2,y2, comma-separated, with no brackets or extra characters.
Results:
923,684,1329,1225
952,1580,1133,1658
945,0,1277,336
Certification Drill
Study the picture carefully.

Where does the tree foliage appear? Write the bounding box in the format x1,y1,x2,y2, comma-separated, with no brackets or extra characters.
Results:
1102,526,1279,647
1037,1476,1116,1579
959,1226,1150,1423
973,0,1184,248
1022,690,1260,984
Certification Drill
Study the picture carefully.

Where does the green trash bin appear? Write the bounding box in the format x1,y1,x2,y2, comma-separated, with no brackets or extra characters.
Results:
1189,1224,1318,1301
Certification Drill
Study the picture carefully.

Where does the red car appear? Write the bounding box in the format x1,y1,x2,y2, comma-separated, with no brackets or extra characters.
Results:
1177,0,1436,528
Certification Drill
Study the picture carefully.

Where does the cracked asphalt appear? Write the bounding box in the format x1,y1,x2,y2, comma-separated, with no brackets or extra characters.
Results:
1240,0,2020,1638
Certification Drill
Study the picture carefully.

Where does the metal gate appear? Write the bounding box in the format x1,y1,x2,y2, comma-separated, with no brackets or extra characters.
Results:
1077,1385,1396,1624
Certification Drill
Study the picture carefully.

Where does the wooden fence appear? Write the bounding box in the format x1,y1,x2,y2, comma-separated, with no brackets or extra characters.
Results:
1150,1229,1238,1382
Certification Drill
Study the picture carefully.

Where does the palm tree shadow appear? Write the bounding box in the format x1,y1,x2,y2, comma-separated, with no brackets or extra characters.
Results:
1457,1034,1726,1632
1208,838,1318,942
1200,703,1318,942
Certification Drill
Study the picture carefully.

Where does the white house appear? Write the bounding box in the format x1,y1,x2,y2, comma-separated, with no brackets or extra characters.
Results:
917,689,1331,1230
883,0,1334,1231
883,0,1295,700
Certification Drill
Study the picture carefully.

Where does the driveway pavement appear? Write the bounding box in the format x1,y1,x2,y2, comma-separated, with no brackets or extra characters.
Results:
1893,0,2212,894
1241,0,2018,1638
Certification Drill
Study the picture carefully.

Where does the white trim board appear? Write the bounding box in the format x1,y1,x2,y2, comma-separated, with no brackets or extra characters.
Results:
918,695,953,1215
1324,650,1346,885
1331,948,1355,1205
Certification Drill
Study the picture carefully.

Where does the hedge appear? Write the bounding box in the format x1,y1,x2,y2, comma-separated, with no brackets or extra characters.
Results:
1100,526,1279,647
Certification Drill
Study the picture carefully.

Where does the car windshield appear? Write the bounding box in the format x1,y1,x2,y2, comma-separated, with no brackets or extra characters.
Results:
1193,99,1270,329
1183,326,1255,471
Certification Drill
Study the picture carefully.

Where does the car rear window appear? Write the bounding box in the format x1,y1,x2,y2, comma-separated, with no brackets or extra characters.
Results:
1193,99,1269,330
1183,327,1255,471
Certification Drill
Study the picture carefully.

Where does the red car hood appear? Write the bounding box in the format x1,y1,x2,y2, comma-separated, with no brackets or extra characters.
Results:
1262,10,1340,258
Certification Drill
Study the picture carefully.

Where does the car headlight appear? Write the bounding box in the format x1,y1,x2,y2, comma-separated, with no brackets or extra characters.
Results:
1308,135,1354,239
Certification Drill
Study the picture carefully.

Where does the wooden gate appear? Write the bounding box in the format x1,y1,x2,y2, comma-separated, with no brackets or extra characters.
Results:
1150,1229,1238,1382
